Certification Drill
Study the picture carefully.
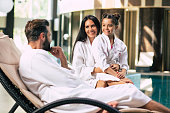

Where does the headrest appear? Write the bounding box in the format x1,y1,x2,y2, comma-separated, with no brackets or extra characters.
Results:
0,33,27,90
0,33,21,65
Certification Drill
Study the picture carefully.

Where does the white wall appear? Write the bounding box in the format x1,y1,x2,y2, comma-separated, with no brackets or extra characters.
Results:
58,0,94,14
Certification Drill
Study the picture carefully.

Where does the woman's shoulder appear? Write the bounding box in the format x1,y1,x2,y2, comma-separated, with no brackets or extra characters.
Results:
74,41,87,51
95,34,103,39
93,34,103,43
75,41,85,47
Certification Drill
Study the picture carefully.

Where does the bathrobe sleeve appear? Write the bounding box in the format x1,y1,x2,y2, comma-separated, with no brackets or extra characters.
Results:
92,36,110,72
72,42,97,83
27,51,82,88
119,43,129,71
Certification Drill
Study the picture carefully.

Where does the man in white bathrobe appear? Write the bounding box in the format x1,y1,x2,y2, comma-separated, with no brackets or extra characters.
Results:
19,19,170,113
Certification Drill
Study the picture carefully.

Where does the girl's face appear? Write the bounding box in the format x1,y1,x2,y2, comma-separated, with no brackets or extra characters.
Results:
85,19,98,39
102,18,116,36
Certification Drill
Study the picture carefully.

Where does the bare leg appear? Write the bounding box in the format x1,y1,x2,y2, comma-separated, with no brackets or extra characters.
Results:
97,101,118,113
107,80,125,86
96,80,107,88
120,78,134,84
142,100,170,113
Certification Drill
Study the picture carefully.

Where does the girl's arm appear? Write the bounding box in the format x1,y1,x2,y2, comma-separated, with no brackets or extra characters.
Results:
92,36,118,77
119,45,129,78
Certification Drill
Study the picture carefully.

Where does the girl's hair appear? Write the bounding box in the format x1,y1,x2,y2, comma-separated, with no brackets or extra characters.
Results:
72,15,100,60
102,13,121,26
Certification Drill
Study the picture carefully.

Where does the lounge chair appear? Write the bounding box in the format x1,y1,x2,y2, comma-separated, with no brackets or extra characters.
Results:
0,33,160,113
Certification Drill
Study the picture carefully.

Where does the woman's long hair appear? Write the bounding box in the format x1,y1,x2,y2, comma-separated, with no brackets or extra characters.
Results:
72,15,100,61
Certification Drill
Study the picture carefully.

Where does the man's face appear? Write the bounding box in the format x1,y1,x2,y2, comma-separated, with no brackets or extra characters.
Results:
43,26,52,51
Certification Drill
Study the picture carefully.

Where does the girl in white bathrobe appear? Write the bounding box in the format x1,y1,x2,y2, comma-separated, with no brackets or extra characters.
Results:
72,15,132,88
92,13,128,79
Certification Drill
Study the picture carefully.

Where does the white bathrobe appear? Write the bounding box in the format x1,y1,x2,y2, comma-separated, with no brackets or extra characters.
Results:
92,33,129,72
19,45,151,113
72,37,119,88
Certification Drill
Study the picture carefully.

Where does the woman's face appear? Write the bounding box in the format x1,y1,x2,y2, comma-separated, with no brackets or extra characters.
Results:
102,18,116,36
85,19,98,39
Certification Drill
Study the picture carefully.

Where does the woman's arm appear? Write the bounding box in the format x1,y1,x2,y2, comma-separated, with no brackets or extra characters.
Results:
72,42,95,81
119,46,129,77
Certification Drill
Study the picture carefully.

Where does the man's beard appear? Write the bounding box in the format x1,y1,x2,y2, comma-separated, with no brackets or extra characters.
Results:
43,37,51,51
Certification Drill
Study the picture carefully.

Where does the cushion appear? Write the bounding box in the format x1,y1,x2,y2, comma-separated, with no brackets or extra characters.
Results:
0,33,21,65
0,63,27,90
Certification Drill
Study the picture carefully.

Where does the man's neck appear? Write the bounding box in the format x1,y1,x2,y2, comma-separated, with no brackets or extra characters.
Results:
28,41,42,49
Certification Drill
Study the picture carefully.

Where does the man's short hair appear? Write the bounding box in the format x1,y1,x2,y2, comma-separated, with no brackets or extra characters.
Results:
25,19,49,43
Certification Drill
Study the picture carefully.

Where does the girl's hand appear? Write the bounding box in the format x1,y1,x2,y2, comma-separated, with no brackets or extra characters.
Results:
110,64,120,72
115,71,125,79
117,69,127,79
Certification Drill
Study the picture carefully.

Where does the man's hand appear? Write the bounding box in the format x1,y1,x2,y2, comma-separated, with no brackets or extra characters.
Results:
50,46,70,69
50,46,65,59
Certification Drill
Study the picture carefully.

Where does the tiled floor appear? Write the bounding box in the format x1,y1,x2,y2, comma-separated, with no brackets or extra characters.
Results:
0,84,25,113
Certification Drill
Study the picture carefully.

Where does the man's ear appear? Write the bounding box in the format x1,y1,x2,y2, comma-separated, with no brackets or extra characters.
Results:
39,32,45,40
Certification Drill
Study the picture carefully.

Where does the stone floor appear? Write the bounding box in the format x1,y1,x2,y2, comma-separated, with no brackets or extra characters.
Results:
0,84,25,113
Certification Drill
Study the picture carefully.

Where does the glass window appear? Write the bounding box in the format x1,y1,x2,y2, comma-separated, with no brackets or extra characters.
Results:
71,11,80,61
62,13,70,60
71,12,80,48
83,10,94,18
13,0,52,51
0,16,6,28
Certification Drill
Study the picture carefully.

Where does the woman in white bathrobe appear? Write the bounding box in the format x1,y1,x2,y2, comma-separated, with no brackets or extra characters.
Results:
72,15,132,88
19,19,170,113
92,13,128,79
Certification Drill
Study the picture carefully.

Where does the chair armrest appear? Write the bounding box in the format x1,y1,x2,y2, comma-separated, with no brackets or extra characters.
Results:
33,97,121,113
